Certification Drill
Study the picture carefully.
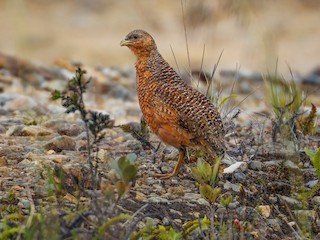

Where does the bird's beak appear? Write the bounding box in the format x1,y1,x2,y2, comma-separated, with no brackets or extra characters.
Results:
120,39,131,46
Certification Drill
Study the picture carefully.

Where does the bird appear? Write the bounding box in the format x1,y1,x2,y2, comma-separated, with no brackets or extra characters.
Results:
120,29,225,179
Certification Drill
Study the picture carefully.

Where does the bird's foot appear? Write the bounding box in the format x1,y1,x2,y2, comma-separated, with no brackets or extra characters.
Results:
153,172,176,180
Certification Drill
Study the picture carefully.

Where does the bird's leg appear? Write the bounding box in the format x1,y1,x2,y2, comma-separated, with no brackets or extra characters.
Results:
154,147,186,179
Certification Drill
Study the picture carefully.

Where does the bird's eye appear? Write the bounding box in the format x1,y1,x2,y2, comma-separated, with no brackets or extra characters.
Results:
132,34,139,40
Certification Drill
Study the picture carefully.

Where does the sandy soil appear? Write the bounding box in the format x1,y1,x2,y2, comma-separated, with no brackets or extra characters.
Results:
0,0,319,74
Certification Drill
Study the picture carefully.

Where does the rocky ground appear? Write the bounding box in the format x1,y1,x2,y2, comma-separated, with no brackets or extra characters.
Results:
0,52,319,239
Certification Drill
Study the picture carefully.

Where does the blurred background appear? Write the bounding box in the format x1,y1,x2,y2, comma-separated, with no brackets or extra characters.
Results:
0,0,319,75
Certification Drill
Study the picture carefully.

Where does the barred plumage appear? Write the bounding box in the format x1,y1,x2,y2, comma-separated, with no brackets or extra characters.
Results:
121,29,225,179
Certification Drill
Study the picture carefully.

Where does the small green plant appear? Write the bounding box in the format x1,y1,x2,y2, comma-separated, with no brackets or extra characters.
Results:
298,103,317,135
52,68,114,190
133,223,182,240
22,110,49,126
300,147,320,201
51,68,141,239
305,147,320,178
264,73,305,143
0,214,25,240
107,153,138,202
191,158,221,204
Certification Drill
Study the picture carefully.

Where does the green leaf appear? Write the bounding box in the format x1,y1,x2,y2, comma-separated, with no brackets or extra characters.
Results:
220,195,233,207
116,181,126,198
118,156,130,177
191,160,213,184
126,153,137,163
94,214,131,240
305,147,320,177
219,94,237,108
191,168,206,184
199,184,221,204
158,227,182,240
211,157,221,185
51,90,61,100
122,165,137,184
183,215,211,235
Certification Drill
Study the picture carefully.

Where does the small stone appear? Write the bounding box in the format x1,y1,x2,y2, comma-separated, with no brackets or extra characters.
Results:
279,195,302,208
0,125,6,133
306,180,318,188
169,209,182,217
191,212,200,218
167,186,184,197
57,124,83,136
173,219,182,224
6,125,24,136
44,135,76,152
234,172,246,183
263,160,283,167
75,132,87,140
6,125,52,136
162,217,170,226
312,196,320,206
106,169,119,182
257,205,271,218
184,193,202,201
228,201,240,209
47,149,56,155
20,199,31,209
147,196,169,204
0,93,37,111
288,221,296,227
266,219,282,232
283,160,301,173
223,162,246,174
249,161,262,170
268,196,278,204
223,181,241,192
21,126,53,136
114,136,125,143
197,198,210,206
135,192,146,202
11,185,24,191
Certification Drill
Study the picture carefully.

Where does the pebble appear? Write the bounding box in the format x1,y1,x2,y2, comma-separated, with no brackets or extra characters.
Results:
263,160,283,167
306,179,318,188
268,196,278,204
228,201,240,209
57,123,83,136
234,171,247,183
20,199,31,209
44,135,76,152
6,125,24,136
0,125,6,133
283,160,301,172
184,193,202,202
223,181,241,192
312,196,320,206
257,205,271,218
0,93,38,111
147,196,169,204
22,126,52,136
249,161,262,170
279,195,302,208
266,219,282,232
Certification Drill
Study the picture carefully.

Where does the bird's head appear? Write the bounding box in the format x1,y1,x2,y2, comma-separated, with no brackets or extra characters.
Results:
120,29,157,57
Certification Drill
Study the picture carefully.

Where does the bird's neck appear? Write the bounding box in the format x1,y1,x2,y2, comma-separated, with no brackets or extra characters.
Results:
135,49,158,63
